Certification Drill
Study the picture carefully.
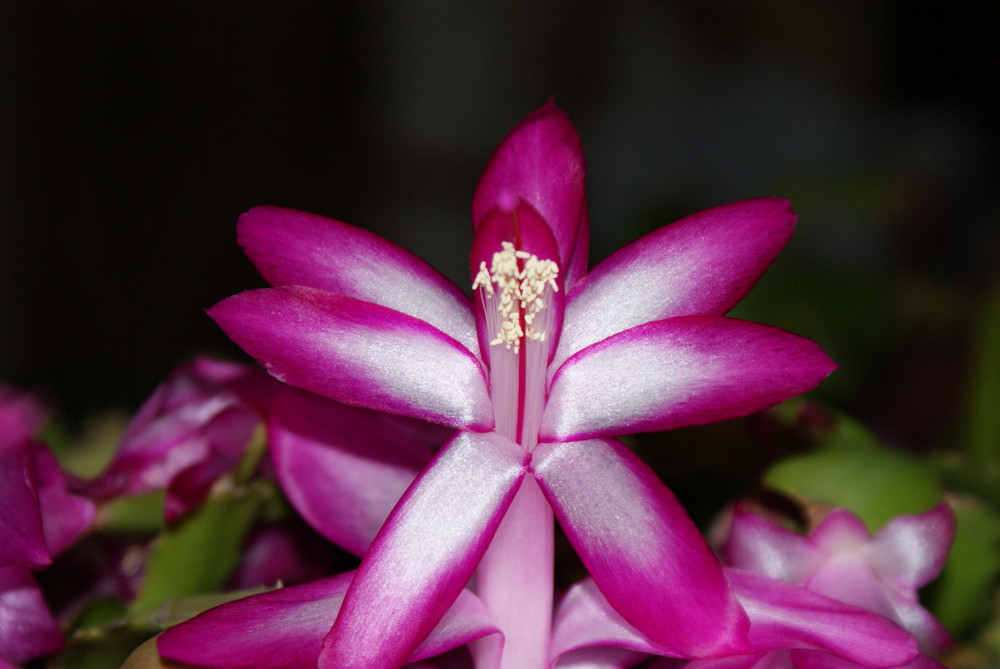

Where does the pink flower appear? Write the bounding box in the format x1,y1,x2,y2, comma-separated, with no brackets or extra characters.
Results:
723,505,955,655
90,357,276,520
1,384,96,666
208,102,836,667
549,570,929,669
264,384,450,558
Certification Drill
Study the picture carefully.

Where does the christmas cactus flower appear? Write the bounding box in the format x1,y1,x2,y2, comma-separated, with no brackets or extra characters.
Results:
550,570,929,669
723,505,955,655
208,102,836,667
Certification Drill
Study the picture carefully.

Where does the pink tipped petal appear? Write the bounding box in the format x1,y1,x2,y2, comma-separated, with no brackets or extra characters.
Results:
0,565,63,662
533,438,750,657
724,507,826,584
472,102,589,288
320,432,528,668
158,572,498,669
210,287,493,431
729,570,919,666
541,316,836,441
268,387,435,556
238,206,478,355
158,573,355,669
554,198,795,370
867,506,955,589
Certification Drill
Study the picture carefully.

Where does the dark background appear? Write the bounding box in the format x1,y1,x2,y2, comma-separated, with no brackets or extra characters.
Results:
2,3,997,451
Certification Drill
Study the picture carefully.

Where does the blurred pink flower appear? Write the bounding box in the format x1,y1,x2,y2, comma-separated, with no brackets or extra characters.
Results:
723,505,955,655
89,356,276,520
1,384,95,666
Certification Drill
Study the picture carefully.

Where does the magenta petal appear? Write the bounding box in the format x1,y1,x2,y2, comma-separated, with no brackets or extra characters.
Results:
268,387,436,556
0,385,46,450
31,446,95,556
723,506,826,584
550,578,671,660
158,571,498,669
407,589,501,665
158,573,354,669
210,287,493,431
729,570,919,666
320,432,528,668
0,448,49,568
533,438,749,657
541,316,836,441
0,565,63,662
238,206,478,355
553,197,795,370
470,195,563,277
472,102,589,289
1,440,93,567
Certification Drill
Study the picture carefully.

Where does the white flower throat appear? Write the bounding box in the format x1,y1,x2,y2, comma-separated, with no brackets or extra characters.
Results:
473,241,560,449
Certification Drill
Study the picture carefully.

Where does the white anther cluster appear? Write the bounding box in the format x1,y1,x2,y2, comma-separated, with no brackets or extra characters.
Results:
473,242,559,354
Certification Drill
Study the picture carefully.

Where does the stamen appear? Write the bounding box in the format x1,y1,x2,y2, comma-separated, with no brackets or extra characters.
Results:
473,242,559,355
472,261,494,297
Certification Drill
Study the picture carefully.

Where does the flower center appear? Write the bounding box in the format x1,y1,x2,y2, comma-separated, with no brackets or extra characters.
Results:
473,241,559,354
473,242,560,449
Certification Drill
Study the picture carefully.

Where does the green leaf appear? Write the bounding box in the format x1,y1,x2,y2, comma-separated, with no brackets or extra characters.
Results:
129,586,273,630
765,413,942,531
50,630,158,669
97,490,166,535
128,479,271,616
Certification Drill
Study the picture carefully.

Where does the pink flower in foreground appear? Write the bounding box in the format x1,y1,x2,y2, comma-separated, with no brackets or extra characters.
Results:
207,102,836,667
723,505,955,656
